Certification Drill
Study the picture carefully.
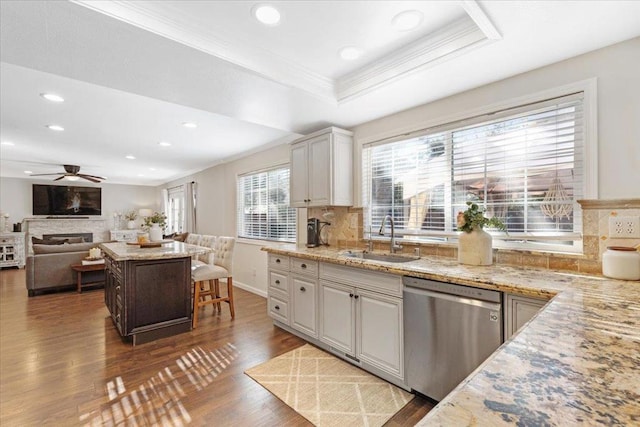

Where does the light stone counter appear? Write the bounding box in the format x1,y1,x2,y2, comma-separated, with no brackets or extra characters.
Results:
100,241,209,261
262,245,640,425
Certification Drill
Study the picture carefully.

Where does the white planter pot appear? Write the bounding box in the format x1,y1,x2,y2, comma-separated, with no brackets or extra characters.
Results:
458,228,493,266
127,220,136,229
149,224,163,242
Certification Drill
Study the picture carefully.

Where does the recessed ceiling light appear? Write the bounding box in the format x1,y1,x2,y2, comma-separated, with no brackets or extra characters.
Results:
40,93,65,102
149,167,156,171
137,174,145,177
392,10,423,32
253,4,281,26
158,141,171,147
125,155,136,160
182,122,197,128
24,170,32,174
46,125,64,131
1,141,14,146
339,47,363,61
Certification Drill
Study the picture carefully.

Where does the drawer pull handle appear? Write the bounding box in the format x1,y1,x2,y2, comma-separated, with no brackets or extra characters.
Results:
300,286,306,292
275,305,280,310
354,295,359,300
349,293,354,298
275,280,280,285
276,259,281,263
301,263,307,269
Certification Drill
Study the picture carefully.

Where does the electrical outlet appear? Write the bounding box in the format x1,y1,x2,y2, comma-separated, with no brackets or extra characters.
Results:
608,216,640,238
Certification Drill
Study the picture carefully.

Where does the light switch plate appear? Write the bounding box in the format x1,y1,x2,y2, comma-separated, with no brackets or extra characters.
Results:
608,216,640,238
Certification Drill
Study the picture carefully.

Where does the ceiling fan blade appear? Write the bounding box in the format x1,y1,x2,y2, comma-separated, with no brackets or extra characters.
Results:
54,176,65,181
78,173,106,181
79,175,101,183
29,173,64,177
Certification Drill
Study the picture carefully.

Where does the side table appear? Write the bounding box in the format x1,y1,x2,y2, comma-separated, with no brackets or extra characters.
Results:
71,263,106,293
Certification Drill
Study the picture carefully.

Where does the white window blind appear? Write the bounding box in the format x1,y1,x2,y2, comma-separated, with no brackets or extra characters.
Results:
363,93,584,251
237,166,296,242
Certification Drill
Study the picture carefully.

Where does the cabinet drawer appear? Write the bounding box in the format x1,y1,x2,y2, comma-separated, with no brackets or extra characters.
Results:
320,262,402,297
269,271,289,295
268,295,289,324
269,254,290,271
0,237,16,244
291,257,318,277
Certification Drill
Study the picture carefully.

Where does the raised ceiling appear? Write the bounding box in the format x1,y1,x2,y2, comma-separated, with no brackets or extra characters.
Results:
1,1,639,185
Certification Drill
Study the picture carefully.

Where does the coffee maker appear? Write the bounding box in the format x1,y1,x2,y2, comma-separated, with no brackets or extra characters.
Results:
307,218,321,247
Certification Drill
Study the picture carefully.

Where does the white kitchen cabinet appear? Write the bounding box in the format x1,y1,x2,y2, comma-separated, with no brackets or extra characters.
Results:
505,293,547,339
319,263,404,381
291,276,318,338
267,254,291,324
319,280,355,355
290,127,353,207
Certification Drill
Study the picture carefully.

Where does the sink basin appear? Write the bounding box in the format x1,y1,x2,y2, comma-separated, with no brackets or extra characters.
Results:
341,251,419,263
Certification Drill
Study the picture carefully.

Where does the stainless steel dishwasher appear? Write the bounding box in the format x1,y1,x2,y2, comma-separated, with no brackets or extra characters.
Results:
403,276,502,401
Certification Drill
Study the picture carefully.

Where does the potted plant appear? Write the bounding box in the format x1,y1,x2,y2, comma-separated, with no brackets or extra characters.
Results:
124,210,138,229
143,211,167,242
456,202,505,266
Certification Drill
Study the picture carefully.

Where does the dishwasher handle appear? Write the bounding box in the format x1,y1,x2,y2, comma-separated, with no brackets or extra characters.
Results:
404,286,501,311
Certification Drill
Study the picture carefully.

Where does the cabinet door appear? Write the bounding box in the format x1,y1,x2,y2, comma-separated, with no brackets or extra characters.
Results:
307,134,331,206
290,141,309,207
505,294,546,339
357,289,403,379
291,275,318,337
319,280,355,356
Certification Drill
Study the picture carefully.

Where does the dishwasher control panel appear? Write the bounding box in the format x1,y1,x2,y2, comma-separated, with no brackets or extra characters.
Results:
402,276,501,303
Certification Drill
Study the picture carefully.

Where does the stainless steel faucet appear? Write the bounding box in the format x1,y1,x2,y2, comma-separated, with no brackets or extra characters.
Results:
378,215,403,254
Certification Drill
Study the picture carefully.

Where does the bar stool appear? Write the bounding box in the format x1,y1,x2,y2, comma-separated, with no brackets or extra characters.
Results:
191,237,235,328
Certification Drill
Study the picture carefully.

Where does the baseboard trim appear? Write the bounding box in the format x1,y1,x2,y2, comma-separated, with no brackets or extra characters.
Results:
233,280,267,298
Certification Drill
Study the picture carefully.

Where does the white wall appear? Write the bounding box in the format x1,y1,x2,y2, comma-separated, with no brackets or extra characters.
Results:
0,177,159,230
161,142,294,297
352,36,640,200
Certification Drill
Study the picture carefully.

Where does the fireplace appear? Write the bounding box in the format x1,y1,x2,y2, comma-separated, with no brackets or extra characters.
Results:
43,233,93,243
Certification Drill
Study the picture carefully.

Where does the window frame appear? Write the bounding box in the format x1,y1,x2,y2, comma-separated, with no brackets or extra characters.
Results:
236,164,297,243
359,79,598,253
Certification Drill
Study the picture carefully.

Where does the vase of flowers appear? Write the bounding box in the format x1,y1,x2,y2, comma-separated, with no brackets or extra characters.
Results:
124,210,138,229
143,211,167,242
457,202,505,266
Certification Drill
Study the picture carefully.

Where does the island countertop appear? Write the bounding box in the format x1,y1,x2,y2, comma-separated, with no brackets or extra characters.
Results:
262,245,640,426
100,241,209,261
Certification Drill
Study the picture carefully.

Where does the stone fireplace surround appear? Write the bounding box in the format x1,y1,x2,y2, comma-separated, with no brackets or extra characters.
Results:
23,218,108,246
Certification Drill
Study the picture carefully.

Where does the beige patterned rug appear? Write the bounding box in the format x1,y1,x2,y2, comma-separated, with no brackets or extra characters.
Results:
245,344,414,426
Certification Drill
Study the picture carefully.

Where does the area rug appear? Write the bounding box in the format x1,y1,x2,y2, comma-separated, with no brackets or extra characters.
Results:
245,344,414,426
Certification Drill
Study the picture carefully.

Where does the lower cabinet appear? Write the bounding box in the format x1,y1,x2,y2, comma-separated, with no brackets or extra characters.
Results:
504,293,547,339
319,271,404,382
291,275,318,338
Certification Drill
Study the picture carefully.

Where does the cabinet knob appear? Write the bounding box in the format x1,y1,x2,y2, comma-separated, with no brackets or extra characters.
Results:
274,305,280,310
301,263,307,269
275,280,280,285
276,259,281,263
300,286,306,292
349,293,354,298
354,295,359,300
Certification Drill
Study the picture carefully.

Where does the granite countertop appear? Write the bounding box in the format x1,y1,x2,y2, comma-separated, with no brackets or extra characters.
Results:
262,245,640,425
100,241,209,261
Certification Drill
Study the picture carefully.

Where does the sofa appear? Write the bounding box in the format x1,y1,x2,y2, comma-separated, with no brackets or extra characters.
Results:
26,242,104,296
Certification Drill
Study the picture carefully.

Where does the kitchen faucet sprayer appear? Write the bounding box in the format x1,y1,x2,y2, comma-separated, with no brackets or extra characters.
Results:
379,215,403,254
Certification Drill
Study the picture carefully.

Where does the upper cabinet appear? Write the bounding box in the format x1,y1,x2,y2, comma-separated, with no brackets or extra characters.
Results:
290,127,353,208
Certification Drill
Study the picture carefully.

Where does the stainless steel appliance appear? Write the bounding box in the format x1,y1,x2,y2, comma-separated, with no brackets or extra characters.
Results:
403,276,502,401
306,218,320,247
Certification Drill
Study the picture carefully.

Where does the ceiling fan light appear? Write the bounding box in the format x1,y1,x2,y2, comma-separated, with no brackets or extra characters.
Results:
40,93,65,103
66,175,80,181
24,170,32,174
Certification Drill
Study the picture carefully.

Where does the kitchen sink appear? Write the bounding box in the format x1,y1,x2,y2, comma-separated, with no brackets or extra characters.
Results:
341,251,419,263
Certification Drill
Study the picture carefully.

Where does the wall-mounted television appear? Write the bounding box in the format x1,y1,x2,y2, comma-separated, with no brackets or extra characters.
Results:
32,184,102,216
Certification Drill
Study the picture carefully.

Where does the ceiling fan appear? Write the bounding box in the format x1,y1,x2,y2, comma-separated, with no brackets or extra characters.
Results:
30,164,106,183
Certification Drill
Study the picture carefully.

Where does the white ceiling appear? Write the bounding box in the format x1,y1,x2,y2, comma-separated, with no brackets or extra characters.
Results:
1,1,639,186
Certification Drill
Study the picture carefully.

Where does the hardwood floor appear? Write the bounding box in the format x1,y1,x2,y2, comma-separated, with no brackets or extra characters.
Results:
0,268,433,426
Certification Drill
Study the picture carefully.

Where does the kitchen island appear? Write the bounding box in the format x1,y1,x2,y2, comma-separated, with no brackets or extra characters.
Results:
100,241,209,345
263,245,640,426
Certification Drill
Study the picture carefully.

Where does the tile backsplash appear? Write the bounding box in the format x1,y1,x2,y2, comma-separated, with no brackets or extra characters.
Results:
308,199,640,276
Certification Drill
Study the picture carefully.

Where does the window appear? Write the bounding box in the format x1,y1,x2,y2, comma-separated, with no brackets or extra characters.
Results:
166,186,184,234
363,92,587,252
237,166,296,242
